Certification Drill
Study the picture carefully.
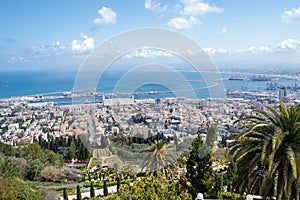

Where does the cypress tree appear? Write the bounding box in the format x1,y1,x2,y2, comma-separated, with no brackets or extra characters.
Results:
90,182,95,198
84,147,88,161
79,144,83,161
117,176,121,192
206,124,217,148
38,135,43,147
76,185,82,200
76,137,80,150
186,133,214,199
225,161,237,192
33,136,37,143
211,173,224,198
103,180,108,196
69,139,76,160
82,143,87,160
81,174,85,182
63,188,68,200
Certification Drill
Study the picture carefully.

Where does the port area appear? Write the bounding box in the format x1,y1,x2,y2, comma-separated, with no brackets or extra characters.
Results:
228,75,273,81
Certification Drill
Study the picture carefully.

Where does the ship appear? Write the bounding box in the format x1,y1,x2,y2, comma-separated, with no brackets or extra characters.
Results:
228,75,245,81
62,92,72,97
148,91,159,95
228,75,272,81
249,75,271,81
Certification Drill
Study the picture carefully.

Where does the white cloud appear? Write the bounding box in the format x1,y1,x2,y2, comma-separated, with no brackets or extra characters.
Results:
30,34,95,56
93,6,117,26
221,27,228,33
167,16,200,29
8,56,28,63
122,39,300,58
145,0,167,12
125,47,173,59
30,41,68,55
236,39,300,54
71,33,95,52
237,46,268,54
180,0,223,16
202,38,300,56
53,41,60,47
274,38,300,51
164,0,223,29
282,7,300,22
204,48,231,55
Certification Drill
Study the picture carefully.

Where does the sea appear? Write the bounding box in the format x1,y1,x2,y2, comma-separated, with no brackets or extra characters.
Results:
0,70,298,106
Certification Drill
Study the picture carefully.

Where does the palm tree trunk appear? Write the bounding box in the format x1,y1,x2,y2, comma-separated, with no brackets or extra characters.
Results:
250,175,260,194
277,168,284,200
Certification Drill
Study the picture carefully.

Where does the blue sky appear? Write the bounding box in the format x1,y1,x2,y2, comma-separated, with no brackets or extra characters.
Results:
1,0,300,70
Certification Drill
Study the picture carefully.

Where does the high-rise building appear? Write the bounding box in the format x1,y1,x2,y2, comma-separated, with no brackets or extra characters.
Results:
278,87,288,103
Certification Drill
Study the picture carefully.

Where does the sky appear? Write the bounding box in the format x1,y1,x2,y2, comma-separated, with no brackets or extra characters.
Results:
1,0,300,70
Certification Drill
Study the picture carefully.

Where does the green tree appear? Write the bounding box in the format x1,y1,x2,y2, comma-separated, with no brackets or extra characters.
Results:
25,159,44,181
103,180,108,196
211,173,224,199
0,156,26,179
140,140,177,174
63,188,68,200
186,133,214,199
0,177,43,200
105,174,191,200
14,142,62,167
0,142,15,156
230,103,300,199
81,173,86,182
224,161,237,192
206,124,217,148
76,185,82,200
69,140,76,160
88,173,91,182
90,182,95,198
213,148,229,163
0,141,62,181
116,176,121,192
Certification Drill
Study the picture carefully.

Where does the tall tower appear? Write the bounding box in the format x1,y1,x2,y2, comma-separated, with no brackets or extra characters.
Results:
278,87,288,103
155,98,161,108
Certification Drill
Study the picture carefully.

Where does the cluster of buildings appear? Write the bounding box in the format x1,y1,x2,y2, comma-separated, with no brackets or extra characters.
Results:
2,93,300,172
227,84,300,105
0,99,78,144
0,95,281,147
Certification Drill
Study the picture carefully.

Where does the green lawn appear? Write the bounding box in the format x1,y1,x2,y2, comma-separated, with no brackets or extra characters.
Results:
91,158,103,168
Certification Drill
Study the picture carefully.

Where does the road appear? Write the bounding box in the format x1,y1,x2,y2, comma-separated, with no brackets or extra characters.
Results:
37,182,84,189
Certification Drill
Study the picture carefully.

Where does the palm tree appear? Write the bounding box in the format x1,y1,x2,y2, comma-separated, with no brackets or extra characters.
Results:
140,140,177,175
230,103,300,199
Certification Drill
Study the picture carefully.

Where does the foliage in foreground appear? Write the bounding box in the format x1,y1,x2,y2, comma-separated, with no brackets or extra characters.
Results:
231,103,300,199
0,142,62,181
186,132,214,199
106,174,191,200
0,176,43,200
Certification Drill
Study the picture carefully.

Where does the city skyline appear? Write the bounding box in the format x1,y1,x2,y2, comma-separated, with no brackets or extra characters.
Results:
1,0,300,70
